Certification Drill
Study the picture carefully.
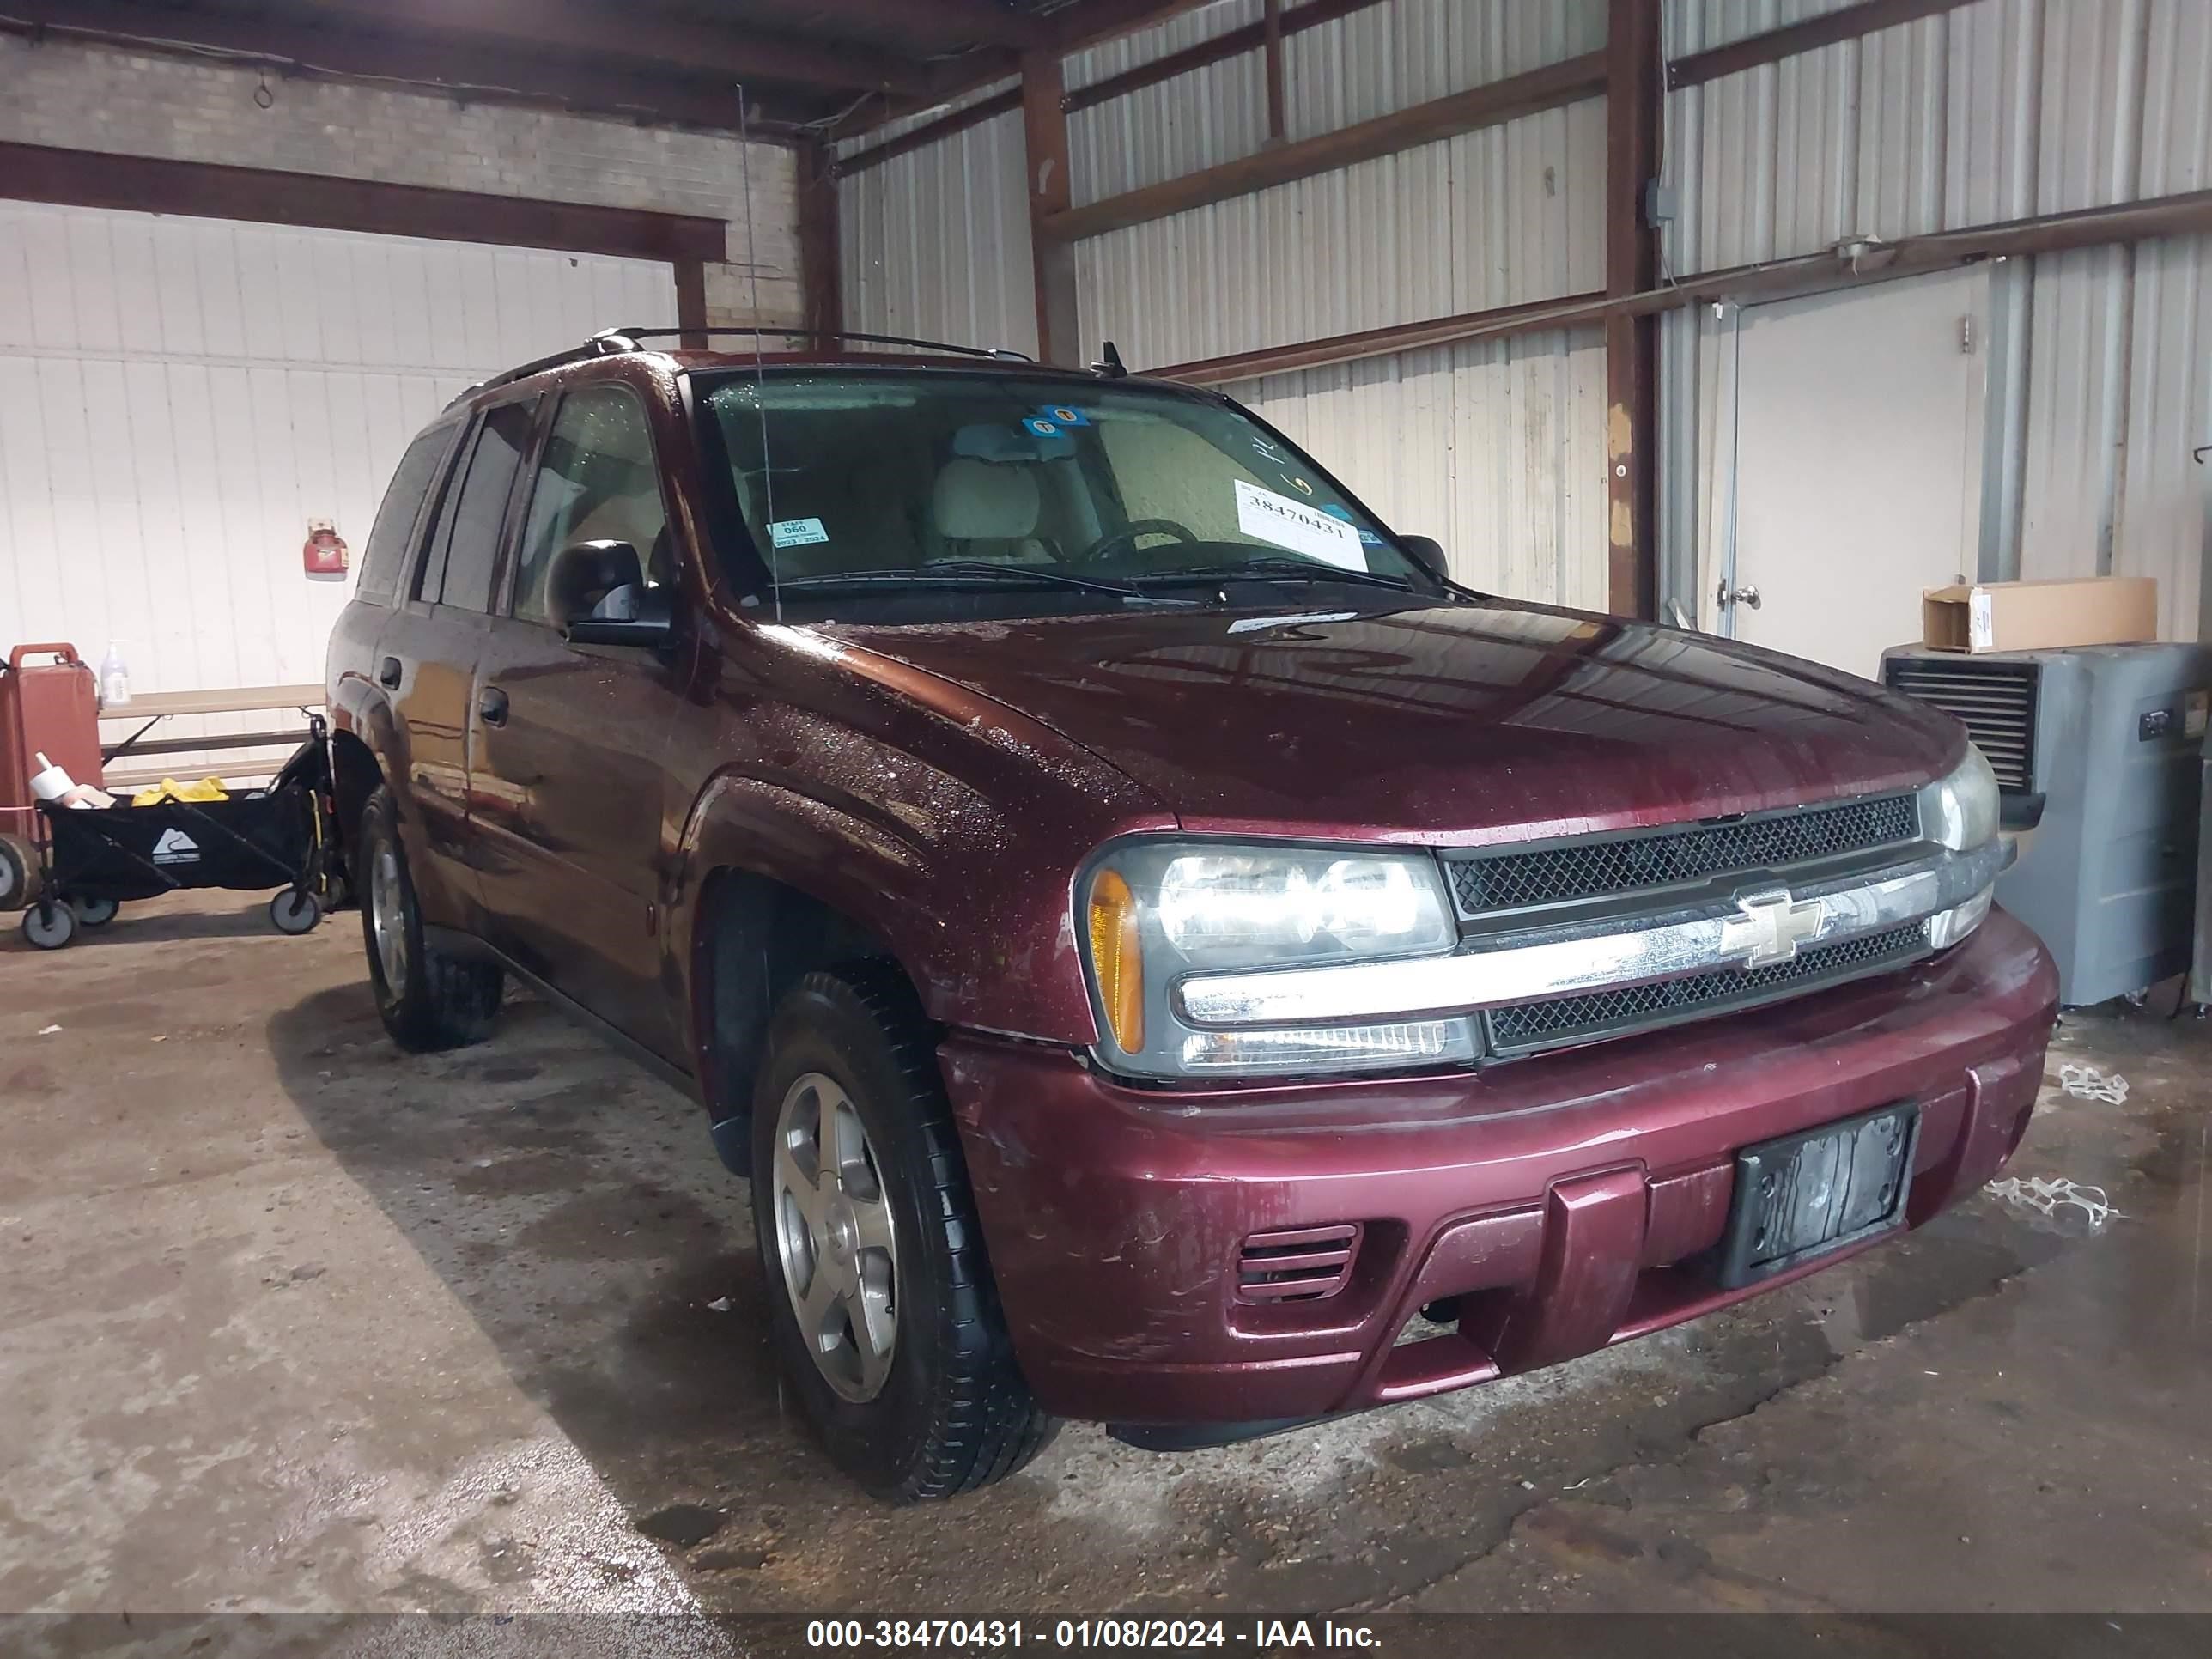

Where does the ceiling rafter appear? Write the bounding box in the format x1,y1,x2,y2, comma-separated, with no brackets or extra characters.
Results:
294,0,937,95
1,0,822,133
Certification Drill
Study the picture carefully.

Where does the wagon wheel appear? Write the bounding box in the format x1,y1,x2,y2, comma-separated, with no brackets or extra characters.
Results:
22,901,76,950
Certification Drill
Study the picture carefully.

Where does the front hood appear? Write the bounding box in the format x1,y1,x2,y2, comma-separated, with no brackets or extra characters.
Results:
820,600,1963,842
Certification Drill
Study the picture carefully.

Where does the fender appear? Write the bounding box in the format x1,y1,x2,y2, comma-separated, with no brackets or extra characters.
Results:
658,635,1179,1094
325,666,471,928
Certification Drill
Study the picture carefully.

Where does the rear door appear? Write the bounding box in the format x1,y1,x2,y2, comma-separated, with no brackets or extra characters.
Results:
469,380,684,1059
382,397,538,925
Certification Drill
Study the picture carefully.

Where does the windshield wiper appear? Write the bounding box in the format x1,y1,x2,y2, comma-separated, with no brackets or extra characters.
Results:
1133,556,1418,593
775,562,1192,604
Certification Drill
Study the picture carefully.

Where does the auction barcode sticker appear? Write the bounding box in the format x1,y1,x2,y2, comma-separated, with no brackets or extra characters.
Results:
1233,479,1365,571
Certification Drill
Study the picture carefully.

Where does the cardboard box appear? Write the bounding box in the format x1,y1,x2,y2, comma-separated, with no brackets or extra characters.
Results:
1921,576,2158,654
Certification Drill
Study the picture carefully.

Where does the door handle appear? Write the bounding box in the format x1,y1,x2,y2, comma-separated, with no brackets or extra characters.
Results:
478,686,509,727
1717,580,1763,611
377,656,402,690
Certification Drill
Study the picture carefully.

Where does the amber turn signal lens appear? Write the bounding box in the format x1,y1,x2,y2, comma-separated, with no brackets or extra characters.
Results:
1087,868,1144,1053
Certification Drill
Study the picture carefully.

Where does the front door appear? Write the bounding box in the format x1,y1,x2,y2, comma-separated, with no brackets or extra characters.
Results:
1714,270,1990,678
470,382,682,1060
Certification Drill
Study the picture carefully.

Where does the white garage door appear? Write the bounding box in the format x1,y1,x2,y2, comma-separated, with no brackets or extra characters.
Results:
0,201,678,698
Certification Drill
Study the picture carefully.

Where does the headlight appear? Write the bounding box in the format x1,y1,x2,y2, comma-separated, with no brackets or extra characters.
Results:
1920,744,2000,851
1917,744,2001,951
1079,842,1475,1079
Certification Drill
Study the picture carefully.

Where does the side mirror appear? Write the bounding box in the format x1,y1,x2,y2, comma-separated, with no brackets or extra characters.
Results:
547,538,674,648
1399,534,1449,584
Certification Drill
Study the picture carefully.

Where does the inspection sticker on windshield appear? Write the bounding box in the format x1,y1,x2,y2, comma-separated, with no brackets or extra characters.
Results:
769,517,829,549
1235,479,1365,569
1322,503,1387,547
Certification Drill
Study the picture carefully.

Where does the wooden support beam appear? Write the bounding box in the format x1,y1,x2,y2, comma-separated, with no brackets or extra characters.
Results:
1606,0,1661,622
1153,291,1611,386
674,260,709,348
1668,0,1974,89
798,138,846,342
0,142,729,263
1262,0,1288,145
1038,52,1607,244
1021,52,1082,365
1152,186,2212,387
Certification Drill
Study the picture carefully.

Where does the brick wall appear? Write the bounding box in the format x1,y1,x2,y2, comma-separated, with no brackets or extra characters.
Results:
0,34,799,328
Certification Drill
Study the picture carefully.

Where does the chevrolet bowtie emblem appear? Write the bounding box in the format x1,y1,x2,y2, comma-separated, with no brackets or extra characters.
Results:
1720,888,1828,969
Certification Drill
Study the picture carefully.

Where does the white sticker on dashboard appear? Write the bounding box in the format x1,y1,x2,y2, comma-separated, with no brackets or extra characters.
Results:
1233,479,1365,571
769,517,829,548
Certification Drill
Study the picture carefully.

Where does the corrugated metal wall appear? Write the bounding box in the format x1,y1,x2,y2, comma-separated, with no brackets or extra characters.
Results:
0,201,676,703
1239,330,1610,610
839,90,1038,360
839,0,1611,607
1662,0,2212,640
839,0,2211,634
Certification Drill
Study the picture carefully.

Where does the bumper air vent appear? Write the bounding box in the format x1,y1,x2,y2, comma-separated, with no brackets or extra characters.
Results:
1881,658,2039,791
1235,1224,1362,1304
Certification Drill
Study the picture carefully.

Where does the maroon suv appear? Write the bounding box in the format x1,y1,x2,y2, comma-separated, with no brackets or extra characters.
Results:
325,329,2057,1502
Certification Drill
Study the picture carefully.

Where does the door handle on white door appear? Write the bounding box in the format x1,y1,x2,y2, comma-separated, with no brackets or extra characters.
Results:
1717,580,1763,611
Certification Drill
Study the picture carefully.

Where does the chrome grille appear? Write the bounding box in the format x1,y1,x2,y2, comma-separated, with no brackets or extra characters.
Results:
1881,658,2039,790
1447,793,1919,915
1483,921,1929,1056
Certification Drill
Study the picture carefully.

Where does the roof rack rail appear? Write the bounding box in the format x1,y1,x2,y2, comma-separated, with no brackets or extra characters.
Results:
450,328,640,405
448,325,1038,409
607,325,1033,362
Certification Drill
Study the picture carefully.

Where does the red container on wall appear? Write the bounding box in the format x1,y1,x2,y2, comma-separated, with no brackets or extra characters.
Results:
1,643,105,840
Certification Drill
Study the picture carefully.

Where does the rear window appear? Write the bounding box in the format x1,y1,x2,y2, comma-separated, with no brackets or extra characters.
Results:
356,423,458,605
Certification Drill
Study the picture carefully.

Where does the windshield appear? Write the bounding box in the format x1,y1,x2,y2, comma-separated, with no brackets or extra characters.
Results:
697,371,1433,617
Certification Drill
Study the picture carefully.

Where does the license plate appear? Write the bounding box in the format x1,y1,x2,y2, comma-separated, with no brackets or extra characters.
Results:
1717,1102,1920,1288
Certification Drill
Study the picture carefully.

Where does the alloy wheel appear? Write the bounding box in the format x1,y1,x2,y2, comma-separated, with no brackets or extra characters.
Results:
770,1072,900,1401
368,844,408,994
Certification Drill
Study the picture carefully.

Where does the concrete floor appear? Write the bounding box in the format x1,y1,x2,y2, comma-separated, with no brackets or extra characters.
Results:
3,890,2208,1622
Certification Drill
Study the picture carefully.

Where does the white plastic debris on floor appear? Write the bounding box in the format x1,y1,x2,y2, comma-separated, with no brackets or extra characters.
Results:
2057,1063,2129,1104
1986,1175,2122,1229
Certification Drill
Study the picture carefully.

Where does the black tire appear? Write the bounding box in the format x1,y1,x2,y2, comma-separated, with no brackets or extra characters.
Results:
70,895,119,927
0,835,32,911
356,787,502,1052
22,900,75,950
269,889,322,935
750,964,1056,1502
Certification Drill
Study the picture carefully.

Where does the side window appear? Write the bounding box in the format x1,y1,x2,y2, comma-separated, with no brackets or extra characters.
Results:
419,399,537,613
512,386,670,625
356,424,456,605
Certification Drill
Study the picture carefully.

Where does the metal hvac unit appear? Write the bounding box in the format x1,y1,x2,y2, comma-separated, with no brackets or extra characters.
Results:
1880,642,2212,1006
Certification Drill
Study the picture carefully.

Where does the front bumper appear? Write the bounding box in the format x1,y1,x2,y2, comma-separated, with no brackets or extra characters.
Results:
941,907,2057,1427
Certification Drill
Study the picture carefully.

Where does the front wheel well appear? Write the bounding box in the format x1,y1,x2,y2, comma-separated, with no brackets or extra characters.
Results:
330,731,384,834
694,870,914,1170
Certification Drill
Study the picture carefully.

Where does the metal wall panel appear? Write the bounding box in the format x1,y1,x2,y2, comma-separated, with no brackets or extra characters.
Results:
837,1,1612,611
0,201,675,702
839,110,1038,360
2112,231,2212,641
1061,0,1605,367
1660,0,2212,639
1077,99,1607,370
1231,327,1610,610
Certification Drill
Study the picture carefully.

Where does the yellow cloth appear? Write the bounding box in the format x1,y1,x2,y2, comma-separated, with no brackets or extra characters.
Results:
131,777,229,806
